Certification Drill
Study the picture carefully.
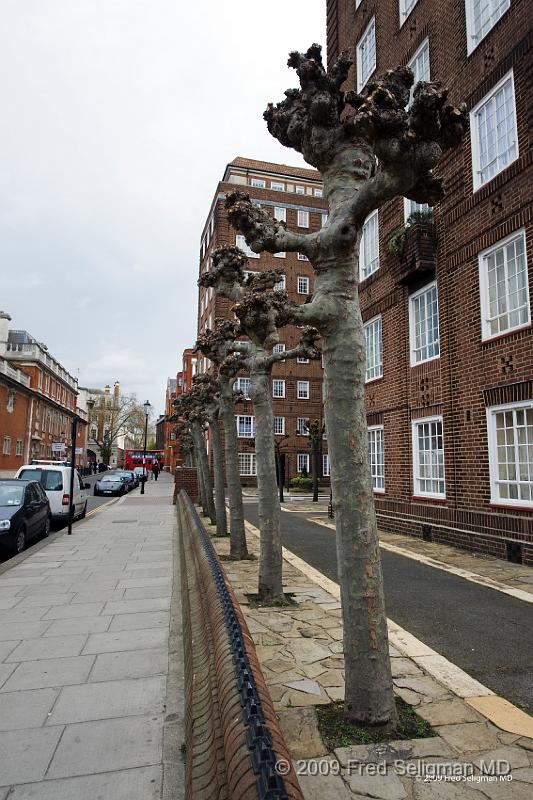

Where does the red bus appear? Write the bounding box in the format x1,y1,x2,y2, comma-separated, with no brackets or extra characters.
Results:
124,449,164,472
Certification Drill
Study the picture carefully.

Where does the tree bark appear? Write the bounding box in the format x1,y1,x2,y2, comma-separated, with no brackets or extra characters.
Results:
317,253,396,725
250,363,283,602
192,422,216,525
194,440,208,516
312,442,320,503
219,387,249,558
210,417,228,538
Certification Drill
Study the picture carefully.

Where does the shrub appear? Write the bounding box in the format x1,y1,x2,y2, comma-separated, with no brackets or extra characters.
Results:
290,476,313,491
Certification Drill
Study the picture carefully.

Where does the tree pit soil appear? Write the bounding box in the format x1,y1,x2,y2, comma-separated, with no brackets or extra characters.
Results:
246,592,297,608
317,698,436,750
219,553,257,562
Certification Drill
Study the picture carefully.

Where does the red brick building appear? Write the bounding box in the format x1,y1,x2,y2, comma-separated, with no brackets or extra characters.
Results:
0,312,86,475
197,158,329,486
162,348,198,473
326,0,532,561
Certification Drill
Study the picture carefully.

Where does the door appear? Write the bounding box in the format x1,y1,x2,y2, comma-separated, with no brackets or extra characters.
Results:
24,485,41,538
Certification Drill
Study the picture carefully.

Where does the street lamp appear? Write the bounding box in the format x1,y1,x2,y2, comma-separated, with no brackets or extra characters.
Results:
140,400,151,495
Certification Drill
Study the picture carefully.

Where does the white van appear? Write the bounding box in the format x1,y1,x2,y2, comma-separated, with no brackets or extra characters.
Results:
15,464,90,522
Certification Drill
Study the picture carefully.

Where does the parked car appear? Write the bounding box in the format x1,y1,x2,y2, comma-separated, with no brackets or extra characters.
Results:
113,470,137,491
133,466,149,483
0,479,51,554
15,464,90,523
94,474,127,497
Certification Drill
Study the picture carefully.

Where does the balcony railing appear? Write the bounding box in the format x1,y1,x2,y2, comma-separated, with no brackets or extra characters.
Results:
5,340,77,389
0,358,31,388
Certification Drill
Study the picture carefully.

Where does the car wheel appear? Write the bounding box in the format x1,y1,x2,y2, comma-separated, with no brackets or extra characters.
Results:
14,526,26,555
94,489,99,496
80,502,87,519
42,515,51,538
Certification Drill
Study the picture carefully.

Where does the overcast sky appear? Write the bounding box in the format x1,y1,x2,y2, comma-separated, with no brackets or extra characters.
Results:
0,1,325,415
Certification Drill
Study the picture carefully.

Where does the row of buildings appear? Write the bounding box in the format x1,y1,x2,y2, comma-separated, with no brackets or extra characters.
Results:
0,311,136,476
161,0,531,564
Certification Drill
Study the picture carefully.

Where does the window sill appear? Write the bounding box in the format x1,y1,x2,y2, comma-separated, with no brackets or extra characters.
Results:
410,354,440,368
489,501,533,512
481,323,532,345
412,494,447,503
472,156,519,193
365,375,384,386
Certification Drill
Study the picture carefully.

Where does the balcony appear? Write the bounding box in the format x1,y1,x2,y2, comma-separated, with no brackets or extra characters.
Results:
5,339,77,389
389,221,438,284
0,357,31,388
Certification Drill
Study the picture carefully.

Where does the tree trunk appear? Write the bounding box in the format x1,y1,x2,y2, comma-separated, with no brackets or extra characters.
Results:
192,423,216,525
210,418,228,537
193,440,208,516
318,254,396,725
250,365,284,602
276,450,285,503
312,441,320,503
219,388,249,559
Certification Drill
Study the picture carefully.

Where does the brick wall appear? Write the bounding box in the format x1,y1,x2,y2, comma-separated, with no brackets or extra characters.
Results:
0,380,31,476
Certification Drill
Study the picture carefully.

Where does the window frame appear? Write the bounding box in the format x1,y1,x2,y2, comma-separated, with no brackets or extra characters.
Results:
250,178,266,189
364,314,383,383
465,0,511,55
274,206,286,222
235,234,260,259
478,229,530,341
272,379,286,399
235,415,255,438
356,17,376,92
470,70,518,192
274,416,285,435
359,210,380,280
233,377,251,400
297,209,309,228
400,0,419,26
486,401,533,508
368,424,385,493
297,380,310,400
411,415,446,499
271,181,285,191
295,185,305,195
297,276,310,295
238,452,257,476
409,280,440,366
296,417,310,436
297,453,310,473
273,274,286,292
322,453,330,476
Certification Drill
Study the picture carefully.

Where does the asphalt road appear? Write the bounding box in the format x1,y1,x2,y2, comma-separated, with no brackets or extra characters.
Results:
243,501,533,713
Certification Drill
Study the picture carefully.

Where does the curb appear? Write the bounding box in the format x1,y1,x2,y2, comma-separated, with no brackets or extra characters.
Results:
244,519,533,740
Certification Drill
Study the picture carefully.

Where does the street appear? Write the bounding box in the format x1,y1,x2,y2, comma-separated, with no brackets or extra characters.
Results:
243,501,533,714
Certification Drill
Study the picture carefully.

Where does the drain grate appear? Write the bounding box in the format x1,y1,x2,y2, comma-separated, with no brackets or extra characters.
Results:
112,520,137,524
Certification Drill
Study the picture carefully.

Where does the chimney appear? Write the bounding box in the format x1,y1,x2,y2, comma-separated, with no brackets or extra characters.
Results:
104,384,110,395
114,381,120,401
0,311,11,354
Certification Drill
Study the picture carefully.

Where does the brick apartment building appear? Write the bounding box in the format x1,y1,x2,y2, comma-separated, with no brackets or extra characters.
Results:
325,0,532,561
197,157,330,485
0,311,87,476
161,348,197,473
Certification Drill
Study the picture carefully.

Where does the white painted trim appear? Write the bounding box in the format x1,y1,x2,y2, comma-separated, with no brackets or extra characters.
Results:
399,0,419,28
411,414,446,499
408,280,440,366
356,17,376,92
272,378,286,399
478,228,530,341
465,0,511,56
486,400,533,509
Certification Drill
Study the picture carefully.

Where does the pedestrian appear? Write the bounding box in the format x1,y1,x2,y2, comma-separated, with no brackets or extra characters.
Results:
152,460,159,481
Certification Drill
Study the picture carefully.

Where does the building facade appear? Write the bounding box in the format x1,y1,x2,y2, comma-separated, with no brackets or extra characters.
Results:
0,312,86,475
197,157,329,486
326,0,532,562
161,348,198,474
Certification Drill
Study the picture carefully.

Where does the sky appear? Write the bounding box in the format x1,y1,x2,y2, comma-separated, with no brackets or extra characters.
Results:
0,0,325,415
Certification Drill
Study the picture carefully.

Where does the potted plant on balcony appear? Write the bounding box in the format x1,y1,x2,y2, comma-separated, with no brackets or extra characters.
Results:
387,210,437,280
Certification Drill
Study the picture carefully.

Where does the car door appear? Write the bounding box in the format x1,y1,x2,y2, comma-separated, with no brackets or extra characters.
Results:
34,484,49,531
24,485,41,538
75,472,86,514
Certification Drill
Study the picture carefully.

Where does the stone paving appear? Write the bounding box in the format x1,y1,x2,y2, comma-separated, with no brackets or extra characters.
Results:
0,474,184,800
211,519,533,800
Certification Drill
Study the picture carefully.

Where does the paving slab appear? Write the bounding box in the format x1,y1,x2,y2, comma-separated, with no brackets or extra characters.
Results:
47,714,163,778
43,616,112,637
0,688,58,730
6,634,87,662
5,765,163,800
116,577,172,589
108,610,170,631
82,627,167,654
0,621,51,641
103,597,170,615
88,647,169,682
1,655,95,692
47,675,166,724
0,640,19,660
0,726,63,785
42,602,104,619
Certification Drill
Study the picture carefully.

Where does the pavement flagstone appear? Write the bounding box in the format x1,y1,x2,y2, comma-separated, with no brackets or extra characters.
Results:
0,473,184,799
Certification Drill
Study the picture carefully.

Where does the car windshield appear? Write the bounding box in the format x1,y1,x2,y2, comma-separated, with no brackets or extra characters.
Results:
100,475,120,483
0,485,24,507
18,469,63,491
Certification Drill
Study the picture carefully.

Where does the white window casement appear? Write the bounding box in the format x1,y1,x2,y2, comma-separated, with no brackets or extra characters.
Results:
233,377,251,399
356,17,376,92
359,210,380,280
407,38,430,106
322,453,330,476
235,234,260,259
409,281,440,365
471,71,518,191
297,380,310,399
297,417,310,435
274,416,285,435
250,178,265,188
297,210,309,228
314,188,323,197
297,453,310,473
274,251,286,259
412,416,446,498
322,213,329,228
368,425,385,492
16,439,24,456
3,436,11,455
404,197,431,222
487,401,533,507
465,0,510,55
297,253,309,261
274,206,286,223
364,315,383,382
272,379,286,399
273,343,286,355
235,415,255,438
239,452,257,476
271,181,285,191
295,185,305,195
274,274,286,291
355,0,363,8
400,0,419,26
297,357,310,364
479,230,530,340
297,276,310,294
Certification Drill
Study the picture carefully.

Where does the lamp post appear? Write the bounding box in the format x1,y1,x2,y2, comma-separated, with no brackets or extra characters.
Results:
140,400,151,495
67,413,79,536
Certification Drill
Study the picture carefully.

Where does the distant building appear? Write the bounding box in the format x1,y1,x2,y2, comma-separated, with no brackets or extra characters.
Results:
197,157,328,485
0,311,86,476
83,382,134,468
326,0,532,562
162,349,197,473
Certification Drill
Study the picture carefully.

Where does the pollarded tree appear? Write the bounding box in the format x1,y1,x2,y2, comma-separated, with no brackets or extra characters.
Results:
190,374,228,538
172,391,216,525
302,419,325,503
172,419,194,468
200,247,320,602
195,321,250,560
224,47,468,724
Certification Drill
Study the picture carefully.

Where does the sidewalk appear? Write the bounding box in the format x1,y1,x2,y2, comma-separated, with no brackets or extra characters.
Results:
0,473,184,799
